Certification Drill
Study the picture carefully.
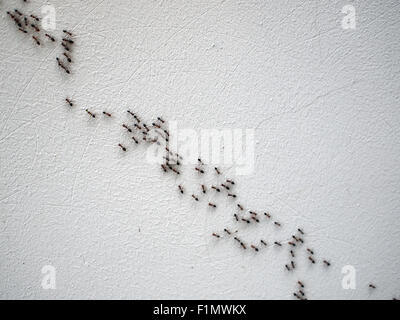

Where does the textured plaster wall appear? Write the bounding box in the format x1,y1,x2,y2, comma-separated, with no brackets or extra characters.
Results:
0,0,399,299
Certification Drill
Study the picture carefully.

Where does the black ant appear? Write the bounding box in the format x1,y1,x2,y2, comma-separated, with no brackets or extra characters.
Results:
251,245,259,252
224,229,231,235
122,124,132,133
201,185,206,194
288,242,296,247
227,193,237,198
369,284,376,289
212,233,220,238
157,117,165,123
298,281,304,288
211,186,220,192
291,261,295,269
306,248,314,255
103,111,112,117
132,136,139,144
214,167,221,175
65,98,73,106
251,216,259,223
85,109,95,118
323,260,331,267
233,214,239,221
30,14,40,21
62,38,74,44
308,256,315,264
63,30,73,36
237,204,244,211
274,222,281,227
221,184,230,190
45,34,55,42
264,212,271,218
63,52,72,62
195,167,204,174
32,35,40,45
226,179,235,185
298,228,304,235
208,202,217,208
14,9,23,16
161,164,167,172
31,23,40,32
290,250,295,258
118,144,127,152
260,240,267,246
191,194,199,201
241,218,250,224
274,241,282,246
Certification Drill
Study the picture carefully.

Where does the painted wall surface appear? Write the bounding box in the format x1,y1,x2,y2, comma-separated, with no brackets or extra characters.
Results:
0,0,399,299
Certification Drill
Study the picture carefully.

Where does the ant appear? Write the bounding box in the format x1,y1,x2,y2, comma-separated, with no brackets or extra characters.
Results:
224,229,231,235
264,212,271,218
308,256,316,264
65,98,73,106
61,42,70,51
24,17,28,26
32,35,40,45
122,124,132,133
240,242,246,250
285,265,291,271
237,204,244,211
134,123,142,130
208,203,217,208
161,164,167,172
214,167,221,175
191,194,199,201
212,233,220,238
31,23,40,32
298,228,304,235
227,193,237,198
45,34,55,42
274,241,282,246
249,211,257,216
63,52,72,62
290,250,295,258
226,179,235,185
241,218,250,224
288,242,296,247
152,123,161,129
143,123,150,132
195,167,205,174
178,185,184,194
30,14,40,21
369,284,376,289
233,214,239,222
291,261,295,269
157,117,165,123
103,111,112,117
197,158,204,165
274,222,281,227
62,38,74,44
63,30,73,36
251,245,259,252
132,136,139,144
306,248,314,255
14,9,23,16
221,184,230,190
85,109,95,118
260,240,267,246
118,144,127,152
298,281,304,288
251,216,259,223
18,28,27,34
201,185,206,194
323,260,331,267
211,186,220,192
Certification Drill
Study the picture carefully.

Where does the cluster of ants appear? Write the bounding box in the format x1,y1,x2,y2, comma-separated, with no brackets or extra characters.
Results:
5,6,74,75
3,3,395,301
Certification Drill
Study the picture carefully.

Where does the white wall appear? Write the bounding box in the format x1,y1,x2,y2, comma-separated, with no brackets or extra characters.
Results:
0,0,399,299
